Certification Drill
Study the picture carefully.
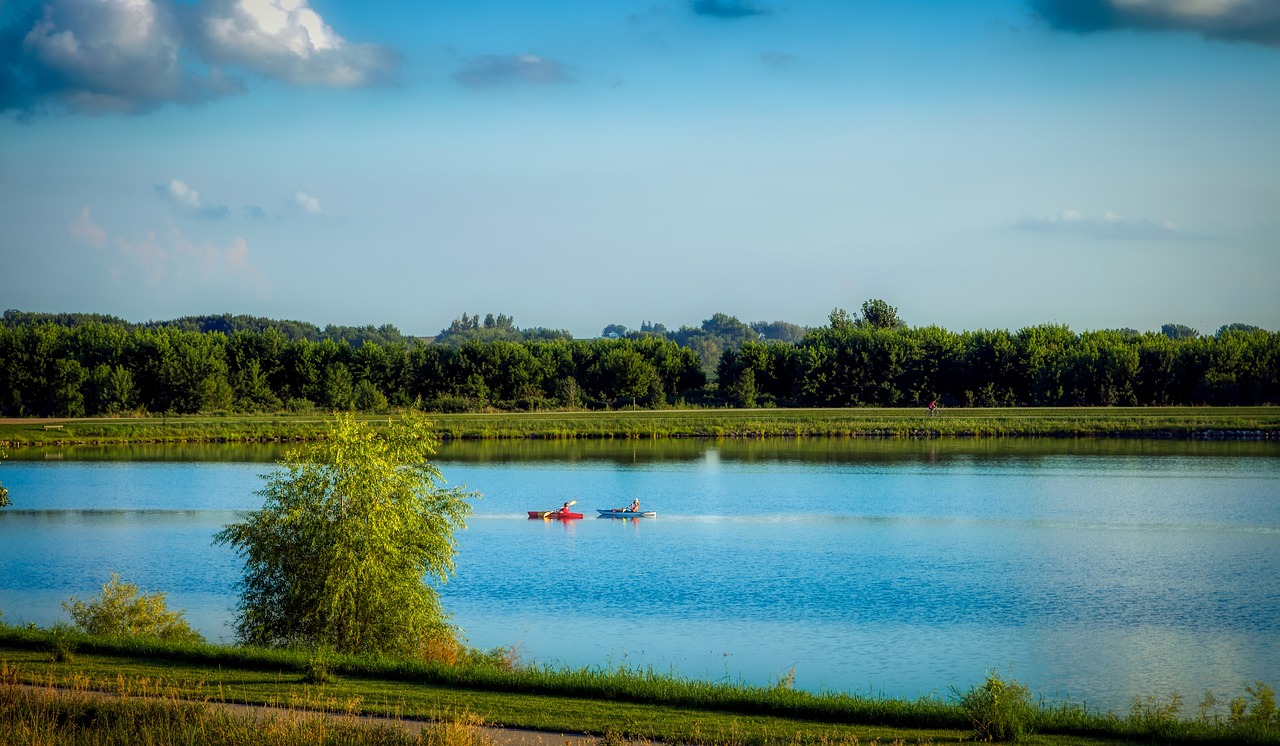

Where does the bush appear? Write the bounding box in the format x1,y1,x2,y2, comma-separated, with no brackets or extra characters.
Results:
284,398,315,413
46,623,78,662
424,394,471,413
303,648,337,684
1240,681,1278,727
62,573,204,643
957,671,1035,742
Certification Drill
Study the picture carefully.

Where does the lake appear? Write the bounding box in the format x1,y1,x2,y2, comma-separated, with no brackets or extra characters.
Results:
1,438,1277,713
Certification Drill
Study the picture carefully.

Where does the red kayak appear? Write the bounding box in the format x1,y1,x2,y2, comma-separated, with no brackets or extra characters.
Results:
528,510,584,519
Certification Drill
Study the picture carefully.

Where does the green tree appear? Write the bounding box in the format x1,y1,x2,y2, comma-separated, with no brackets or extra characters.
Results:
63,572,204,643
1161,323,1199,340
751,320,808,344
214,413,475,655
232,359,281,412
593,346,659,407
828,307,856,333
322,362,355,409
857,298,905,330
1217,323,1262,336
353,378,389,412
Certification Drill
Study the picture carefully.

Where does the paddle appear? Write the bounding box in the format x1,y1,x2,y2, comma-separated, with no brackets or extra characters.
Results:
545,499,576,518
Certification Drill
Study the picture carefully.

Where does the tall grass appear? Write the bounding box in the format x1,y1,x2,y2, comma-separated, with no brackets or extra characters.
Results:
0,623,958,728
0,660,493,746
4,626,1280,744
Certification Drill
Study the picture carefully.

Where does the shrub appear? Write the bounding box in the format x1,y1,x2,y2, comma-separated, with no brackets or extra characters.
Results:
1243,681,1278,727
957,671,1034,742
45,623,78,662
303,648,337,684
284,398,315,413
62,573,204,643
1128,691,1185,738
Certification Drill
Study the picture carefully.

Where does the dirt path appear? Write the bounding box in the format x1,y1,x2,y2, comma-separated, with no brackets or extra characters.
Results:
16,683,599,746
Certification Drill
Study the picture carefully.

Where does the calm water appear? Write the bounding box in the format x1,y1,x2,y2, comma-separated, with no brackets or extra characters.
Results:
1,438,1277,712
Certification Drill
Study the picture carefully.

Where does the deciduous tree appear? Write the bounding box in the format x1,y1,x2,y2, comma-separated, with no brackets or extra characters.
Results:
215,413,475,655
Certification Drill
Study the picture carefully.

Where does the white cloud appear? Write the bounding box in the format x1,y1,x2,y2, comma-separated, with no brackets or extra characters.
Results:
1013,209,1207,241
67,206,107,247
68,207,268,294
194,0,398,87
452,54,573,88
154,178,230,218
2,0,395,117
168,179,201,208
294,190,322,214
1113,0,1251,19
8,0,242,115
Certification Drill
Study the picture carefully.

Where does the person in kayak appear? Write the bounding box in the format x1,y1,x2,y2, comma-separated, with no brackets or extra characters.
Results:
624,498,640,513
556,501,574,516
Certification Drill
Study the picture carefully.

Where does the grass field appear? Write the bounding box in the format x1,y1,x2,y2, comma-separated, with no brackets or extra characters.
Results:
2,406,1278,446
2,627,1278,745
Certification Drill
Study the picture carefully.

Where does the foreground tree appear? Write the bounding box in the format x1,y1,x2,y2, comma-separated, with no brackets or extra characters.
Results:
215,413,475,655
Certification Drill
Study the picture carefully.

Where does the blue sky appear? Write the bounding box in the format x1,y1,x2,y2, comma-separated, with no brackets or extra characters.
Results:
1,0,1277,337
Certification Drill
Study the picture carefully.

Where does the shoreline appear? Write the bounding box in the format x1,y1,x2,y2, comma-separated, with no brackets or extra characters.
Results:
2,406,1279,447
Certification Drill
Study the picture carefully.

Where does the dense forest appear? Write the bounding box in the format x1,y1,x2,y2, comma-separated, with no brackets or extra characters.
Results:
0,302,1275,417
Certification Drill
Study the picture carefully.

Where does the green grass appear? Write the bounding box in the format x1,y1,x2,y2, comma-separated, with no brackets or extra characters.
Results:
0,661,493,746
2,626,1278,745
2,407,1278,446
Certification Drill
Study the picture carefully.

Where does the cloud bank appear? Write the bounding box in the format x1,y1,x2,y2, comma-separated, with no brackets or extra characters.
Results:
67,205,269,294
192,0,398,87
0,0,397,117
452,54,572,88
1031,0,1280,48
1013,209,1205,241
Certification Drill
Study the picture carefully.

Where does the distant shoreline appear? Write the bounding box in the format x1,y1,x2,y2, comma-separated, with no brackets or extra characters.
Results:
2,406,1277,447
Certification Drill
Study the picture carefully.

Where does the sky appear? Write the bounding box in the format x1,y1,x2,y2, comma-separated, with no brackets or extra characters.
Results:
1,0,1278,339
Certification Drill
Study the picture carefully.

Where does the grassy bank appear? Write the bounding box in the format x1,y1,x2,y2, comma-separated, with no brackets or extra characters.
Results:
0,661,493,746
2,406,1278,446
2,627,1278,745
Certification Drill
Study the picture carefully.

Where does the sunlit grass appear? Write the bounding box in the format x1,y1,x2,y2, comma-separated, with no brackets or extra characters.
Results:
0,659,493,746
2,626,1278,745
2,406,1277,445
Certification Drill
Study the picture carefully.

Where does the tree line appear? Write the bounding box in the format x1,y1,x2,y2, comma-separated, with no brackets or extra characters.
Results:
0,302,1275,417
